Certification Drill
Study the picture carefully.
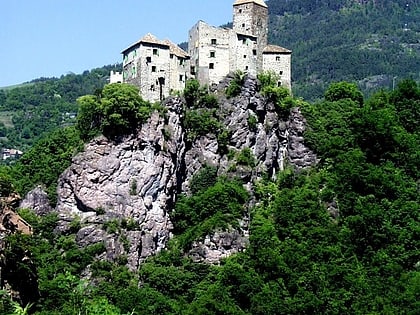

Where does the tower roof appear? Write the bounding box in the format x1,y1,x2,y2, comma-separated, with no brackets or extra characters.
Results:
233,0,268,8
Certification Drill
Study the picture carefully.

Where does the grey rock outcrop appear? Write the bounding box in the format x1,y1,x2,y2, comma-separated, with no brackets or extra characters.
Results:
54,98,184,270
19,186,52,216
25,76,316,269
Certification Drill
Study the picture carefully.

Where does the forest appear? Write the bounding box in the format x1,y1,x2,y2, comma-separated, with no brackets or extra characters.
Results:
0,77,419,314
266,0,420,100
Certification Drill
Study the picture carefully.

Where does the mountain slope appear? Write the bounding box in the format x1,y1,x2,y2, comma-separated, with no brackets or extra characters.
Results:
267,0,420,100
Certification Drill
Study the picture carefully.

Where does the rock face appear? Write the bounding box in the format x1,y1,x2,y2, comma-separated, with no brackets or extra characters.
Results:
54,99,184,270
22,76,316,269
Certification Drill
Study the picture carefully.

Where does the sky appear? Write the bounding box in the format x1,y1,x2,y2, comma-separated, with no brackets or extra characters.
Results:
0,0,233,87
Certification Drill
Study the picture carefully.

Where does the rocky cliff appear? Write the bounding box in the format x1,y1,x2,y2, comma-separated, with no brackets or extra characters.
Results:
21,76,316,270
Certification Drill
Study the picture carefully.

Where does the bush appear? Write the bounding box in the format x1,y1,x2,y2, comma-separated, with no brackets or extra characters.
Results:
236,148,256,167
76,83,152,140
226,71,245,98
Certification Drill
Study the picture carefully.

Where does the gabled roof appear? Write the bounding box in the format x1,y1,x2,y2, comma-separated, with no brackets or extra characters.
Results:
162,39,190,58
233,0,268,8
121,33,169,54
263,44,292,54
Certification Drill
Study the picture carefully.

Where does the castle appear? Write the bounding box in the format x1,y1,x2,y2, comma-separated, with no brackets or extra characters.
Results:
115,0,291,102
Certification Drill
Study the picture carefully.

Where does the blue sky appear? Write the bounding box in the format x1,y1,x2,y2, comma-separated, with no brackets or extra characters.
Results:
0,0,233,87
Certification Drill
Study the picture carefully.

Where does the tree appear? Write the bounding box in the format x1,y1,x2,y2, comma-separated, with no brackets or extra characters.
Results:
324,82,364,106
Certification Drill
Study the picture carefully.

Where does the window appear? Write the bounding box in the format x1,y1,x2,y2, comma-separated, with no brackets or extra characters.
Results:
277,81,282,87
253,49,257,55
179,75,184,82
276,56,281,61
242,23,245,28
244,55,247,58
279,71,283,75
146,56,152,63
191,66,196,75
211,38,217,45
242,38,246,45
152,66,156,72
239,9,242,13
209,63,214,69
153,48,158,55
210,51,216,58
245,66,249,70
180,58,184,65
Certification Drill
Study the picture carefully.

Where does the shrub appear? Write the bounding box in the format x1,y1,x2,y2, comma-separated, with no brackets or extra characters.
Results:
236,147,256,167
226,71,245,98
189,166,218,195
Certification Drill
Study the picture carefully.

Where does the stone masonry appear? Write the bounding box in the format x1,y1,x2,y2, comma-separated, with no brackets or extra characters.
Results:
119,0,291,102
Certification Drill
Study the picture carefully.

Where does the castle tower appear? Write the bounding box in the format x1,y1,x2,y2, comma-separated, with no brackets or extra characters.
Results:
233,0,268,71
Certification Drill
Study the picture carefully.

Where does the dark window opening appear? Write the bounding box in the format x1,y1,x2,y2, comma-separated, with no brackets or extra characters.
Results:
279,71,283,75
211,38,217,45
153,49,158,55
191,66,196,75
276,56,281,61
179,75,184,81
152,66,156,72
244,55,247,58
146,56,152,63
253,49,257,55
210,51,216,58
209,63,214,69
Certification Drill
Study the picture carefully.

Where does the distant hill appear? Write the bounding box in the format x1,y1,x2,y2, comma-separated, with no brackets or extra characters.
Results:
266,0,420,100
0,64,121,152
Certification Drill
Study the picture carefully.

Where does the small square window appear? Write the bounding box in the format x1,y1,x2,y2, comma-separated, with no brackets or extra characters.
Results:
153,49,158,55
152,66,156,72
239,9,242,13
279,71,283,75
179,75,184,82
253,49,257,55
210,51,216,58
211,38,217,45
276,56,281,61
209,63,214,69
242,23,245,28
245,66,249,70
146,56,152,63
244,55,247,58
242,39,246,44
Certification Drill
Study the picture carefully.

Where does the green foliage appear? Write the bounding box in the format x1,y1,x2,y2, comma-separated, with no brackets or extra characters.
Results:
171,178,249,247
324,81,364,105
183,79,218,108
247,114,258,131
258,71,293,117
9,127,83,205
267,0,420,100
225,71,245,98
0,64,120,150
236,147,256,168
0,168,14,197
77,83,152,140
184,108,220,142
189,165,218,195
129,179,137,196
